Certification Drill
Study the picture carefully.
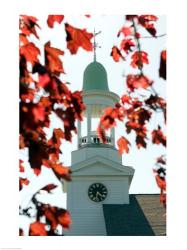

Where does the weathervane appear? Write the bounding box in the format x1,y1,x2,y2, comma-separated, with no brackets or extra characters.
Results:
93,29,101,62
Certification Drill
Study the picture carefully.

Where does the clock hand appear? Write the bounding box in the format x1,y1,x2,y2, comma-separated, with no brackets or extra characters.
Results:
97,192,104,197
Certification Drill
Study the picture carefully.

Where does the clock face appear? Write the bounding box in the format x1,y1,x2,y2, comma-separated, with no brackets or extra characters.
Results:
88,183,108,202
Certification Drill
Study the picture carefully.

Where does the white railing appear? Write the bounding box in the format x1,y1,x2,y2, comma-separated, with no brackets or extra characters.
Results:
79,134,114,147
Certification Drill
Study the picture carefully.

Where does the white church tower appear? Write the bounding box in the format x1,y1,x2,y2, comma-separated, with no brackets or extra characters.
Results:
65,49,135,236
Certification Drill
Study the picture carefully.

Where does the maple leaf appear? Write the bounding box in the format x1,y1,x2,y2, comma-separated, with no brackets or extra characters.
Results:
126,74,153,91
97,125,107,144
126,15,138,21
131,51,149,68
20,83,35,102
29,221,47,236
120,39,135,54
19,178,30,190
20,42,40,65
20,15,40,39
28,140,49,175
152,126,166,146
85,15,91,18
19,160,25,172
19,228,24,236
136,134,147,149
40,184,57,193
159,50,166,80
138,15,158,37
45,41,65,75
121,94,131,105
52,163,71,181
157,155,166,165
65,23,93,54
118,26,132,37
48,128,64,149
156,175,166,190
57,211,71,229
110,46,125,62
19,34,29,46
117,136,130,154
47,15,64,28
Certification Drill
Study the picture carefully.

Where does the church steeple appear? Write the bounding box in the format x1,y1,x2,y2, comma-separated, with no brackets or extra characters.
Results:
78,51,120,149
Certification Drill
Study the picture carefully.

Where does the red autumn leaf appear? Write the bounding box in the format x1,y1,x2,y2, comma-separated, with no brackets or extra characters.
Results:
120,39,135,54
20,15,40,39
126,74,153,91
152,126,166,146
19,160,25,172
28,140,49,175
97,125,107,144
117,136,130,154
159,50,166,80
131,51,149,68
45,41,65,75
121,94,131,105
48,128,65,149
156,175,166,190
52,163,71,181
29,221,47,236
20,83,35,102
19,34,29,46
38,73,51,88
47,15,64,28
20,42,40,65
160,191,166,205
118,26,132,37
136,134,147,149
138,15,158,37
85,15,91,18
19,178,30,190
19,228,24,236
110,46,125,62
157,155,166,165
57,211,71,229
65,23,93,54
40,184,57,192
126,15,138,21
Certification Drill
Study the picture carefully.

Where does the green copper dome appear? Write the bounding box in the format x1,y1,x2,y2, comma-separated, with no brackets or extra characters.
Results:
83,61,109,91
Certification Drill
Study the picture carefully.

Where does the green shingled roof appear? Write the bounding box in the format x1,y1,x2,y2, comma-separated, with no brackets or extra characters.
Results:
83,61,109,91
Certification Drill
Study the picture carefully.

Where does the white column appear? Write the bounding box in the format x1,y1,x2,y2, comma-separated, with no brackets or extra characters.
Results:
111,127,115,146
87,105,91,143
77,120,81,147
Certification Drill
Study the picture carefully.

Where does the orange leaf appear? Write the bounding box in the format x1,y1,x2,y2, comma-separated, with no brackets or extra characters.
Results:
57,211,71,229
29,221,47,236
152,126,166,146
65,23,93,54
20,42,40,65
118,26,132,37
156,175,166,191
47,15,64,28
110,46,125,62
126,74,153,91
45,42,65,75
120,39,135,54
130,51,149,68
117,136,130,154
19,160,25,172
